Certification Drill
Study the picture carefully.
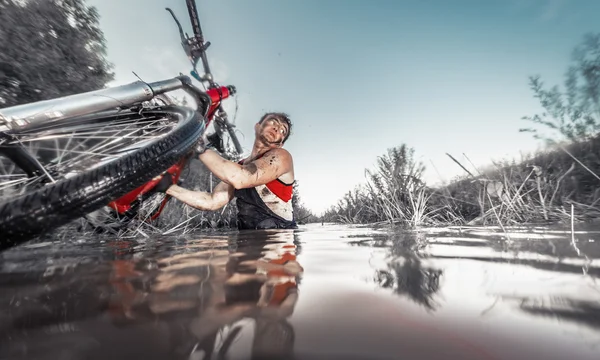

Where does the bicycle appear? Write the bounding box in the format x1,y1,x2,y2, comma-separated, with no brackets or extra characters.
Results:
0,0,243,250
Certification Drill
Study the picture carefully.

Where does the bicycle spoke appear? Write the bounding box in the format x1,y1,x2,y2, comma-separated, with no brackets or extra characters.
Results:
55,132,74,168
0,109,180,202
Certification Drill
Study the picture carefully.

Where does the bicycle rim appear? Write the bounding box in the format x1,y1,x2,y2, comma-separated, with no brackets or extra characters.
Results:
1,109,174,197
0,105,204,249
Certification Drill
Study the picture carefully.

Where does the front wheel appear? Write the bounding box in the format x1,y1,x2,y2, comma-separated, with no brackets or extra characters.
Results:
0,105,205,250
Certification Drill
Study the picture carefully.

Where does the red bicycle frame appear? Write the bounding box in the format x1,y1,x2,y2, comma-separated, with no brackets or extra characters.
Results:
107,0,238,222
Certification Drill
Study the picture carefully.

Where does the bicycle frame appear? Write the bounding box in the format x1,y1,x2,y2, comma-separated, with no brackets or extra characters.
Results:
108,0,239,222
107,83,236,221
0,78,176,132
0,0,238,225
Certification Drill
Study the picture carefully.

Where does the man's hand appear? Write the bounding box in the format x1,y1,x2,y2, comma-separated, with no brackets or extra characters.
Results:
154,172,174,193
193,133,209,157
206,131,224,154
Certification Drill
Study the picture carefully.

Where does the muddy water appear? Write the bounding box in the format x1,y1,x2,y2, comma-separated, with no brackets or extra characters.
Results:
1,224,599,360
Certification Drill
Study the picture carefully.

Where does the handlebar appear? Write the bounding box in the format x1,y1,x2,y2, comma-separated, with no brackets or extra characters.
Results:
166,1,216,88
165,0,239,149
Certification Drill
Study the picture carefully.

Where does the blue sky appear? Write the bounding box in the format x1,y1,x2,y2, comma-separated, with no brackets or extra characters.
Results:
88,0,600,214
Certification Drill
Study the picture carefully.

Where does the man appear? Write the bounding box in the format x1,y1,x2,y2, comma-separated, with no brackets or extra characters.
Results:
157,112,297,230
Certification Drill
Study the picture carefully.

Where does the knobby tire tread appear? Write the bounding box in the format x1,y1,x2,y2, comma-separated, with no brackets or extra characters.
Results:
0,106,204,250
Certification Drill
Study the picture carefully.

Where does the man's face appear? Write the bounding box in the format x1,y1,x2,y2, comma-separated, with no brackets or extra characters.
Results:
257,115,290,146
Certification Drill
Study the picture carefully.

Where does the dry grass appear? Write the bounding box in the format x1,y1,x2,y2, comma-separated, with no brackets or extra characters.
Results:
321,136,600,228
433,136,600,226
322,145,447,227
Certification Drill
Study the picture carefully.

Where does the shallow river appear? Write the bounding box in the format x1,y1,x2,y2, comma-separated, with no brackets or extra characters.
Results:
1,223,599,359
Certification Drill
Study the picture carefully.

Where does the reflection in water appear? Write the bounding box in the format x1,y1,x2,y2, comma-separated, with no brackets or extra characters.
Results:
507,296,600,331
2,224,600,359
186,230,303,360
0,230,303,360
350,232,443,310
425,227,600,277
352,225,600,329
375,258,442,311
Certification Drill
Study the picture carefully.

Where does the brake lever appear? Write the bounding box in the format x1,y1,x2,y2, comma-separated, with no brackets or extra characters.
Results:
166,8,193,61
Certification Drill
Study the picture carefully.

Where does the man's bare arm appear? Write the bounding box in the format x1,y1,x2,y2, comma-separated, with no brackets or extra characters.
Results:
166,181,234,211
198,148,293,189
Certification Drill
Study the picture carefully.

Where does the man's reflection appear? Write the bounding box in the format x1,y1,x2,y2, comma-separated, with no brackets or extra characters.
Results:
188,229,303,359
0,230,302,359
107,229,303,359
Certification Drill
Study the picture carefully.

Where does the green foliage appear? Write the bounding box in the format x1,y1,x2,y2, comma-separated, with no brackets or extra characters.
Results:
521,33,600,143
321,138,600,227
0,0,114,107
364,145,430,225
320,144,435,227
321,34,600,227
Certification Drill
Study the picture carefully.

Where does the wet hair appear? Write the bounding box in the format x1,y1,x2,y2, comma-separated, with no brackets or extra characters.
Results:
259,112,292,144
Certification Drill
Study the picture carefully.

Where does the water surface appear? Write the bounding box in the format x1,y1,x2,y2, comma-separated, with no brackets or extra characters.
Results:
1,223,599,359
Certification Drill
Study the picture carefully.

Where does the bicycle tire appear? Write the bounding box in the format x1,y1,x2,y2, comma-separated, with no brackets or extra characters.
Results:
116,118,243,230
0,105,204,250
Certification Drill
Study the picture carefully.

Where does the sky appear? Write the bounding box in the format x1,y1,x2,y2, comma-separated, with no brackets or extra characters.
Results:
87,0,600,215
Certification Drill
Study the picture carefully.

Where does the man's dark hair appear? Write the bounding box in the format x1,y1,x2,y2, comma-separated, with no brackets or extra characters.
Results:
259,112,292,143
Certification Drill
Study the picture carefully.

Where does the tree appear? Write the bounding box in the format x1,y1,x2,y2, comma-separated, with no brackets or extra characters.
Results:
0,0,114,108
521,33,600,143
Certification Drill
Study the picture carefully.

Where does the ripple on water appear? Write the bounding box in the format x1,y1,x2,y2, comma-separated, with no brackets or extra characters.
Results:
0,224,599,360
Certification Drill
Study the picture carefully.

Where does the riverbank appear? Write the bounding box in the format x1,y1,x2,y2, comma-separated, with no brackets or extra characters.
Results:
320,135,600,228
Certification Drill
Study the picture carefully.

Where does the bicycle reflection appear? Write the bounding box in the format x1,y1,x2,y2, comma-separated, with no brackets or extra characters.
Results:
108,229,303,359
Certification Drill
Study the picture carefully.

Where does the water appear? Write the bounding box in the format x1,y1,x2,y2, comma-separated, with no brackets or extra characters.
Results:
1,224,599,360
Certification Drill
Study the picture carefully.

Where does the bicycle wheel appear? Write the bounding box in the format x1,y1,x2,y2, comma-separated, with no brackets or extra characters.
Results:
0,105,204,250
112,114,244,233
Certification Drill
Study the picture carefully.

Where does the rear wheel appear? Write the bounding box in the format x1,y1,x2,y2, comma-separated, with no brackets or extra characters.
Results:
93,97,245,234
0,105,205,250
